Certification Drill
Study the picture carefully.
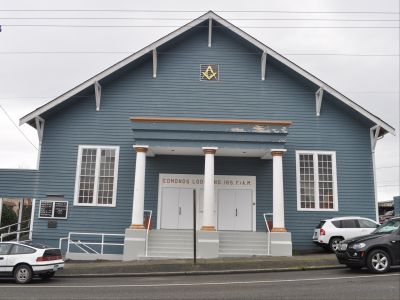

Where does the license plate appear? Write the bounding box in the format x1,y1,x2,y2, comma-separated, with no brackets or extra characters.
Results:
53,264,59,271
313,232,318,239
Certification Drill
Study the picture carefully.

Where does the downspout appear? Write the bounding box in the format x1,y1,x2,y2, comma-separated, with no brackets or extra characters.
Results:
34,117,45,170
370,125,381,222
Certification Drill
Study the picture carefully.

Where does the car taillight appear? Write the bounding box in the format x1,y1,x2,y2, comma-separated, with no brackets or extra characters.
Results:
36,255,62,262
320,228,326,236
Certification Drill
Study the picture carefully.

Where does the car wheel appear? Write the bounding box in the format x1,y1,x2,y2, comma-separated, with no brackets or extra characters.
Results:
14,264,33,284
367,249,391,273
329,237,343,252
39,272,55,280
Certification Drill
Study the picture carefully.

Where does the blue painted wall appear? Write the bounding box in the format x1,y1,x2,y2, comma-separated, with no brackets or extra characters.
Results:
2,24,377,250
394,196,400,216
0,169,38,198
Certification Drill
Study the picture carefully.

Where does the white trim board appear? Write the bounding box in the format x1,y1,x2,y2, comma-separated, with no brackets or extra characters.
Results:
19,11,395,136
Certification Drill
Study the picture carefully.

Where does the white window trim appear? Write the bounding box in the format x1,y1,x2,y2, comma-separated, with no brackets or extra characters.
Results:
74,145,120,207
296,150,338,212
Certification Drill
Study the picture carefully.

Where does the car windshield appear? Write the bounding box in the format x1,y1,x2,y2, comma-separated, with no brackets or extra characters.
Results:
373,219,400,234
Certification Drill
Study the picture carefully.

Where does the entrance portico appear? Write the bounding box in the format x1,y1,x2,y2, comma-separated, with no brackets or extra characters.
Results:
123,117,293,260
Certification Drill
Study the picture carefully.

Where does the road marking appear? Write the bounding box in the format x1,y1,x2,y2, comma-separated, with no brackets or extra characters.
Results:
1,273,399,288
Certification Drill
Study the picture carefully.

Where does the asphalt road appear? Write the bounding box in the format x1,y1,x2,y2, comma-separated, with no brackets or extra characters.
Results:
0,268,399,300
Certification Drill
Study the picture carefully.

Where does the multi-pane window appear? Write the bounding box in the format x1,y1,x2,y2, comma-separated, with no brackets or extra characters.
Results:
296,151,337,211
74,146,119,206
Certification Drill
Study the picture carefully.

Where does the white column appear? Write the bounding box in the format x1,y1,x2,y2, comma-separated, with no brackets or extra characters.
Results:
201,147,218,231
271,149,287,232
131,145,148,229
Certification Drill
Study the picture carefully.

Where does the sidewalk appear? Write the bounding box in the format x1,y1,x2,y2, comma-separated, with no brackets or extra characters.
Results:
58,253,343,278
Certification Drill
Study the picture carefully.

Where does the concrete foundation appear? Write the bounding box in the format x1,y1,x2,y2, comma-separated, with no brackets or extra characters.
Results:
123,228,147,261
197,230,219,258
270,232,292,256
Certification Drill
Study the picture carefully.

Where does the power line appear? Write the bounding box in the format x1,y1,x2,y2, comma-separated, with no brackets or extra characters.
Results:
1,90,399,100
377,165,400,169
1,9,398,14
1,24,399,29
0,104,38,150
0,51,397,56
1,17,399,21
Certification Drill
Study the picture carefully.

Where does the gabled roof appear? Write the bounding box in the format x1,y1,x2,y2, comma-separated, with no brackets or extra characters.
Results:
19,11,395,135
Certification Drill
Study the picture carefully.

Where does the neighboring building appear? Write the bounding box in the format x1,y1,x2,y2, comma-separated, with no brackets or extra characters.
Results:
378,200,394,216
0,12,395,259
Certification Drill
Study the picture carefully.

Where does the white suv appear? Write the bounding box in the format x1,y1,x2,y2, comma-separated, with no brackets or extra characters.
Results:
0,241,64,284
313,216,380,252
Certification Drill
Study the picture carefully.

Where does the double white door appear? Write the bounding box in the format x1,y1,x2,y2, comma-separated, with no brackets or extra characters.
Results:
217,189,253,231
160,188,193,229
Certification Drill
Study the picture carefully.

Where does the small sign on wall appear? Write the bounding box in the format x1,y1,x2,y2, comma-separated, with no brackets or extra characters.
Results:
39,200,68,219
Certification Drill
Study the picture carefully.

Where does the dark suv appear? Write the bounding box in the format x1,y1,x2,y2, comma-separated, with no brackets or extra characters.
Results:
336,217,400,273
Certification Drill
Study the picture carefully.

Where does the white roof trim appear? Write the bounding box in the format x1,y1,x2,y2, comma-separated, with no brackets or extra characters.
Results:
19,11,395,135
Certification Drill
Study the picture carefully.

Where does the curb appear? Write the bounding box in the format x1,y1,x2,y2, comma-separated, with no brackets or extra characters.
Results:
56,265,345,278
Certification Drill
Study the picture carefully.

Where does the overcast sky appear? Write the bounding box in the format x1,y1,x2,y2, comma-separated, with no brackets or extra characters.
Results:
0,0,399,201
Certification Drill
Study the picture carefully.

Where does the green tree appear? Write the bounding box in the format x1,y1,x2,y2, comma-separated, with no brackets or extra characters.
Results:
1,204,18,228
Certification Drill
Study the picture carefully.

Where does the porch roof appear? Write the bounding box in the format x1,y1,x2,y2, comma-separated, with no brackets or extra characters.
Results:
130,117,291,159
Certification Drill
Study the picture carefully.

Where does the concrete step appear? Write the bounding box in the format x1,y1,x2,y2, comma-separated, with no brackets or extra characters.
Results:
218,231,269,257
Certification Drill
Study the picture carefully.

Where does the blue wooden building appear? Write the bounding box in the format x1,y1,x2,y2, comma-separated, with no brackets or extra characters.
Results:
0,12,395,259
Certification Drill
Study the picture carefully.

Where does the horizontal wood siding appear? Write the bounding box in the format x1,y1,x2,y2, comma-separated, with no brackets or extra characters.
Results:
30,26,375,250
0,169,38,198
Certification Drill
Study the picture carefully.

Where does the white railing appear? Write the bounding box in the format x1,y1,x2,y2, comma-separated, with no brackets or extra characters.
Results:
60,232,125,255
263,213,273,255
0,219,31,242
0,219,31,234
144,209,152,257
0,230,32,242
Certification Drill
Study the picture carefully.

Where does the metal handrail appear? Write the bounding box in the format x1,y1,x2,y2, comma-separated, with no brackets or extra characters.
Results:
263,213,273,255
61,232,125,255
144,209,152,257
0,230,32,242
0,219,31,233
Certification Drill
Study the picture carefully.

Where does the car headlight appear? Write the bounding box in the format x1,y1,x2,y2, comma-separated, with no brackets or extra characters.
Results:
351,242,366,250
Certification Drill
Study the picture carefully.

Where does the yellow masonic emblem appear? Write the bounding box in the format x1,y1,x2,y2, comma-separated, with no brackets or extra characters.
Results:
201,65,219,81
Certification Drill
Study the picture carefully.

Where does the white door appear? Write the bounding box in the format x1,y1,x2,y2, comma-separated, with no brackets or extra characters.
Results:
0,243,13,274
218,189,236,230
177,188,193,229
235,190,253,231
160,188,180,229
217,189,253,231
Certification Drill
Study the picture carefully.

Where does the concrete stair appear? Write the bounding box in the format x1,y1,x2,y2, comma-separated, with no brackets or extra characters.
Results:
218,231,269,257
146,230,194,258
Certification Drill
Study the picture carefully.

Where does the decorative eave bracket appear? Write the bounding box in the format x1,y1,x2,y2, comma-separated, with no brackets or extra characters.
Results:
261,51,268,80
34,116,45,144
370,125,381,152
152,48,157,78
316,87,324,116
95,81,101,111
208,18,212,48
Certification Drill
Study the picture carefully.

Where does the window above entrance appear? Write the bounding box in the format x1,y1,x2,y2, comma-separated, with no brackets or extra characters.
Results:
74,145,120,207
296,150,338,211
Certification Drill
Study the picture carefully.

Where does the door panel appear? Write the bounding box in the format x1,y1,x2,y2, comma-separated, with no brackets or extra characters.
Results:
160,188,179,229
234,189,253,231
218,189,236,230
178,188,193,229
